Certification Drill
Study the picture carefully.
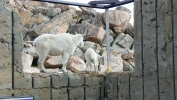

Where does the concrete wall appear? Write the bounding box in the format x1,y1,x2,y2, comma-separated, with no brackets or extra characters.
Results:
0,0,177,100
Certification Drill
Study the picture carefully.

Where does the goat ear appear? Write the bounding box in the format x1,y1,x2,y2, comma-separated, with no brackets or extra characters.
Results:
74,32,78,35
82,33,87,36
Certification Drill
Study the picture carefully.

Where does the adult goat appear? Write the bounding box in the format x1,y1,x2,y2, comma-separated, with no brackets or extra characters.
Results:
33,33,85,72
85,48,105,73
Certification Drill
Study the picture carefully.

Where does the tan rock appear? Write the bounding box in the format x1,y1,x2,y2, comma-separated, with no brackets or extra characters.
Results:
44,56,63,68
67,56,86,72
102,10,131,34
17,7,33,26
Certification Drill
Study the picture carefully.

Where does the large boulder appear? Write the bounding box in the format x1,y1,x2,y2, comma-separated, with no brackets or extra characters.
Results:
125,23,134,38
115,6,131,13
54,4,70,11
89,13,105,28
17,7,33,26
69,22,106,44
44,56,62,68
100,50,123,72
102,9,131,34
112,33,134,49
67,56,86,72
34,7,61,17
28,11,73,38
26,13,50,29
79,7,97,17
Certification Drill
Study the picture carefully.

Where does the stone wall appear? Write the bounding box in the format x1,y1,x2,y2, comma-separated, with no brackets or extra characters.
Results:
1,0,177,100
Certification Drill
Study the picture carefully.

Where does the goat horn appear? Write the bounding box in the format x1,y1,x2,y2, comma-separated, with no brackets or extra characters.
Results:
74,32,78,35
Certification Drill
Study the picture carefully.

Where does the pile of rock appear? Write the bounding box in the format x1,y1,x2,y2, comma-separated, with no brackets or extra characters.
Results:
9,0,135,73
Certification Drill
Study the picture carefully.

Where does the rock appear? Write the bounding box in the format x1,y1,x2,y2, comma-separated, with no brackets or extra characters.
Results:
121,49,134,61
125,23,134,38
67,56,86,72
118,34,134,48
102,9,131,34
34,7,61,17
89,13,105,28
26,13,50,29
123,60,134,71
111,33,134,49
27,1,42,7
69,22,106,44
17,7,33,26
41,2,55,8
115,6,131,13
101,50,123,72
73,47,84,57
102,35,114,47
81,41,95,53
22,53,40,73
79,7,97,17
44,56,63,68
54,4,70,11
28,11,73,37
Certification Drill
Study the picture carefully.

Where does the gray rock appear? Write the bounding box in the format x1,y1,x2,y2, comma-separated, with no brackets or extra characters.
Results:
89,13,105,28
123,60,134,71
79,7,97,17
115,6,132,13
102,10,131,34
28,11,72,37
125,23,134,38
68,22,106,44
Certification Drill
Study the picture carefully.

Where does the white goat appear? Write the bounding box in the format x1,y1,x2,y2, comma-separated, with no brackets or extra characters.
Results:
85,48,105,73
33,33,85,72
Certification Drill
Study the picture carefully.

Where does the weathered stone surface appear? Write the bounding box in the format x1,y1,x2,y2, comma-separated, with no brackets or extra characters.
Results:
79,7,97,17
125,23,134,38
69,22,106,43
26,13,50,29
67,56,86,72
17,7,33,26
28,11,72,37
54,4,70,11
102,10,131,34
106,76,118,100
14,88,51,100
115,6,132,13
69,87,84,100
118,34,134,48
27,1,42,7
13,7,26,75
85,76,104,86
73,47,84,57
14,73,32,89
44,56,63,68
52,88,68,100
34,7,61,17
112,33,134,49
52,73,68,88
123,60,134,71
89,13,105,28
85,86,100,100
121,49,134,61
33,76,51,88
68,73,84,86
0,1,13,89
102,50,123,72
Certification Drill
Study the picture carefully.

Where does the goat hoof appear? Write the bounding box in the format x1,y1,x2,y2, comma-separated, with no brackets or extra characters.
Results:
40,69,47,73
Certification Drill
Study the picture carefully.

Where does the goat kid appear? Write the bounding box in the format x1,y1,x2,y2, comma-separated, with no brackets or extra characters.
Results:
85,48,105,73
33,33,85,72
